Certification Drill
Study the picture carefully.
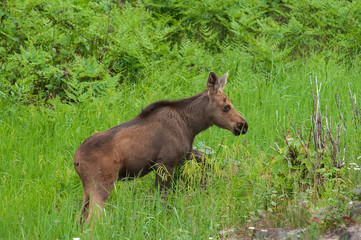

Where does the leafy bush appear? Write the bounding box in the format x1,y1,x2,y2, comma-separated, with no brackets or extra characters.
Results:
1,0,361,102
0,0,176,101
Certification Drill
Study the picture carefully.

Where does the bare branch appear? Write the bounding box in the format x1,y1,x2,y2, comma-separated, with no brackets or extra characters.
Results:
336,124,341,162
277,121,288,145
325,118,338,167
348,83,358,145
310,76,316,114
286,110,315,170
342,127,346,167
270,145,280,154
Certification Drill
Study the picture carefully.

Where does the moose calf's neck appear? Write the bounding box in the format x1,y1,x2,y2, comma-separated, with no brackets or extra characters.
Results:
137,90,213,143
177,91,213,139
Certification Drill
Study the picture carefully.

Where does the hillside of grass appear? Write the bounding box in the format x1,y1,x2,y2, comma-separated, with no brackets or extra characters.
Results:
1,0,361,239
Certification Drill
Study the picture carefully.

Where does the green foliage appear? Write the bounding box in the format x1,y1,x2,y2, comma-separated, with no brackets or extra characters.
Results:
1,0,361,238
269,129,344,191
1,58,361,238
1,0,361,101
0,0,174,101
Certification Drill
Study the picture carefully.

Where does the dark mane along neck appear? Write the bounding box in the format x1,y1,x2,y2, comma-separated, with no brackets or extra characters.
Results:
138,91,207,119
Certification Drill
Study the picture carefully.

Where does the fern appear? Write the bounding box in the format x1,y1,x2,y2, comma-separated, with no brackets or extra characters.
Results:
1,0,361,102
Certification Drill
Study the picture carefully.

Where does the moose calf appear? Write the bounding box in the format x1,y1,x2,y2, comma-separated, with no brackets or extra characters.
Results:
74,72,248,222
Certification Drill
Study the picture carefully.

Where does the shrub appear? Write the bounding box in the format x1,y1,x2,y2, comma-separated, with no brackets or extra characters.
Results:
1,0,361,102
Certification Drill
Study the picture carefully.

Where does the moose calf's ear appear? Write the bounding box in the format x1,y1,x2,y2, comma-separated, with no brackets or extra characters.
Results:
207,72,219,94
207,71,228,94
218,71,228,91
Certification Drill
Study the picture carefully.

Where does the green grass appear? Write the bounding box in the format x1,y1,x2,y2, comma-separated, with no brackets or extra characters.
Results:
2,1,361,239
1,54,361,239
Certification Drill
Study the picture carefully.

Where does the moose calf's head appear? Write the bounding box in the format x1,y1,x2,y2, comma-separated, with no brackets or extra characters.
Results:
206,72,248,136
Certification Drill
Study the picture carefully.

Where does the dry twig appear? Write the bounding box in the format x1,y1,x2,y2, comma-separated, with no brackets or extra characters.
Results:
286,110,315,170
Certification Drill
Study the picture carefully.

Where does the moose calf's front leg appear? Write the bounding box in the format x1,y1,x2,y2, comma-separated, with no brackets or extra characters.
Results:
188,150,208,187
188,150,206,165
155,164,175,192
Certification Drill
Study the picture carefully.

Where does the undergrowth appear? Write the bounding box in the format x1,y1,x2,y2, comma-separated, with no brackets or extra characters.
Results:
1,0,361,102
1,0,361,239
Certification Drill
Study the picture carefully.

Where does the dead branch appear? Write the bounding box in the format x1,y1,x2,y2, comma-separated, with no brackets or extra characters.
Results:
348,83,358,144
286,110,315,170
277,121,288,145
270,145,280,154
325,118,338,167
342,127,346,167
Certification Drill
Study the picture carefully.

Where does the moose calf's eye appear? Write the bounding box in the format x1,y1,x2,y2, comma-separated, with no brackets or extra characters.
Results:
223,105,231,112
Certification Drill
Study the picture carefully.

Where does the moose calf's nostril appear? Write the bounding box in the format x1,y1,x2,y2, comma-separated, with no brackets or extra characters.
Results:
238,122,248,134
244,123,248,133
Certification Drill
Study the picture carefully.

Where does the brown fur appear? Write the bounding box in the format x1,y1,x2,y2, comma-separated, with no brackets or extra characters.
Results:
73,72,248,223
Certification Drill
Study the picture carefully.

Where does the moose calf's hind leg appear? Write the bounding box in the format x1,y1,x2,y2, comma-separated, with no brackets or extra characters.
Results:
79,190,90,223
85,184,113,223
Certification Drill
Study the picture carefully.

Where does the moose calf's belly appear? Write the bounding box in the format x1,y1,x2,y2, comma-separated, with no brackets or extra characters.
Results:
117,163,153,180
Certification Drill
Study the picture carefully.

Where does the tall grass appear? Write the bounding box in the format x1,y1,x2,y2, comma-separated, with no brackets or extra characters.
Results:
1,53,361,238
1,0,361,238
